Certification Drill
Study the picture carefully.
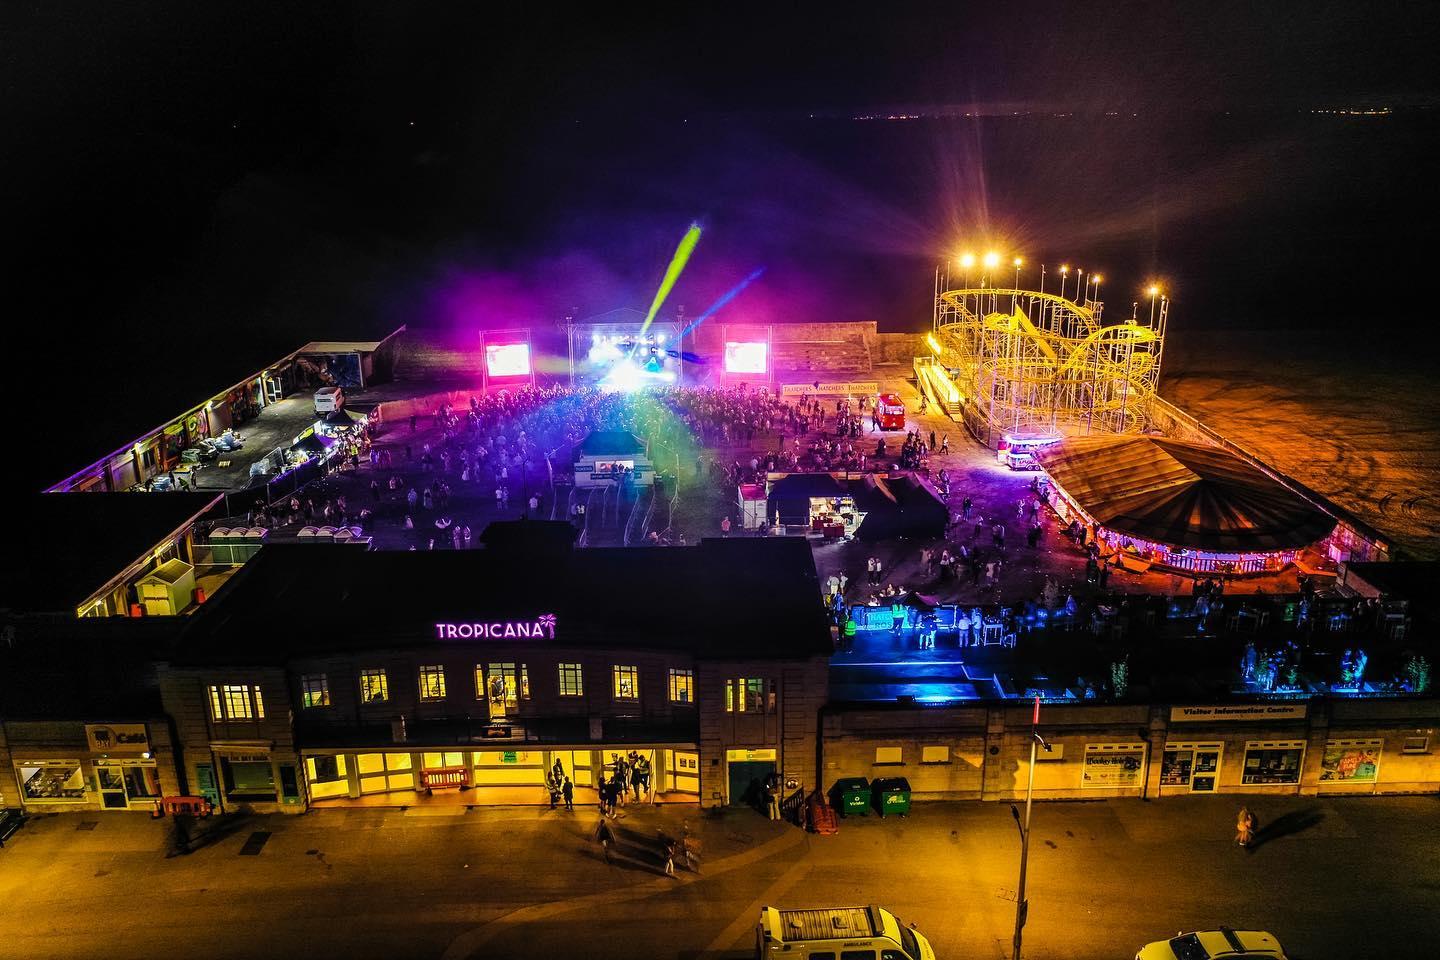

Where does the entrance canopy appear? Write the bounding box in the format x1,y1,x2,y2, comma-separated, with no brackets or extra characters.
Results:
1035,436,1335,552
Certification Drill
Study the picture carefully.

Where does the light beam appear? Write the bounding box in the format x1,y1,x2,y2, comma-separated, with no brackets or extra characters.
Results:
640,222,703,337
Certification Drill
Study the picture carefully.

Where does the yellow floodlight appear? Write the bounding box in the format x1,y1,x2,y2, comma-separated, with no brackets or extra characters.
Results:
925,333,942,356
983,251,1001,269
958,252,976,269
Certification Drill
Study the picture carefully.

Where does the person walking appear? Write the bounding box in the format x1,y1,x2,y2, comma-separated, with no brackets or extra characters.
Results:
1235,806,1257,848
596,817,615,862
562,776,574,811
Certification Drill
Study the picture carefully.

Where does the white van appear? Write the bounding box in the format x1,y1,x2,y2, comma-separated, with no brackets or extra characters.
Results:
314,386,345,413
756,905,935,960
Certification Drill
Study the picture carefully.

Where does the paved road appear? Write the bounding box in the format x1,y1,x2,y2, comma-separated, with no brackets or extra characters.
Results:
1,795,1435,959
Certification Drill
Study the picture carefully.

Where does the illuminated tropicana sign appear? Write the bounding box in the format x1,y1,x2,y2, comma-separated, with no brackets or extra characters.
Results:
435,614,556,640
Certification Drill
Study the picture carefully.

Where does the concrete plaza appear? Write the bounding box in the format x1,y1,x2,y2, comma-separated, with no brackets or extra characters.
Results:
1,794,1435,959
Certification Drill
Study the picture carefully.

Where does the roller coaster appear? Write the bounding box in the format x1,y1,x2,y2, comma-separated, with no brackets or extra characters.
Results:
933,285,1168,447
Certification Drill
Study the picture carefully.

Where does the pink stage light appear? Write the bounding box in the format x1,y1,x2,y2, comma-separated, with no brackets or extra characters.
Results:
724,341,767,374
485,343,532,378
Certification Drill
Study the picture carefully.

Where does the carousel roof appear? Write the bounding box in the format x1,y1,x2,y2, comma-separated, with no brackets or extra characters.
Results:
1034,435,1335,552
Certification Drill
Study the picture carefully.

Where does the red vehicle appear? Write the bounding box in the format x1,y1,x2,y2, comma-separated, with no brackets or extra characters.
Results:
875,393,906,430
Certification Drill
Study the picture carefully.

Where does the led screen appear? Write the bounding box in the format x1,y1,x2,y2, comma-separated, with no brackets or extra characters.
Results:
485,342,532,377
724,341,767,374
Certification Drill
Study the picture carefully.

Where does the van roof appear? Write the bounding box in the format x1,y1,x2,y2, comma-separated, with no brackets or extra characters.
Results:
769,906,880,942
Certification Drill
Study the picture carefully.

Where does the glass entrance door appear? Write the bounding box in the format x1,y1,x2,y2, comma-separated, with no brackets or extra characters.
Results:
1191,748,1221,793
96,766,128,809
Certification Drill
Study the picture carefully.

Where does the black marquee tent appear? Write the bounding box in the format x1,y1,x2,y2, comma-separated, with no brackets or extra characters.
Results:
766,472,948,542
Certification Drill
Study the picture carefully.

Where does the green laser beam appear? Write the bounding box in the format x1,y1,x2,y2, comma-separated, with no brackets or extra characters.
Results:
640,222,703,337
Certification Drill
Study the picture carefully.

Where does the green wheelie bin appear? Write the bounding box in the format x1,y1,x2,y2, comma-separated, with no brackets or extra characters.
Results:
830,777,871,817
873,777,912,817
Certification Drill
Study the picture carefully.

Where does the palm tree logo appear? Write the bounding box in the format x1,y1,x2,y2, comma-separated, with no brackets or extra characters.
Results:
537,613,557,639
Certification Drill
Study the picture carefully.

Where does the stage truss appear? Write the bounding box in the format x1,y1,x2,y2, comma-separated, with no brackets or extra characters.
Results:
933,286,1168,447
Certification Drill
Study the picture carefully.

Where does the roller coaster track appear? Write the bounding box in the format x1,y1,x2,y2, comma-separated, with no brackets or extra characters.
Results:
935,286,1167,438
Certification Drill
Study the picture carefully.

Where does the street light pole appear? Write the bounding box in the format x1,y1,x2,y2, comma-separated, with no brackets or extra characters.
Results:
1012,696,1045,960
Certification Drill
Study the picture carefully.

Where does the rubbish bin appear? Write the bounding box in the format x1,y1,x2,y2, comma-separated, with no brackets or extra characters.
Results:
831,777,871,818
872,777,912,818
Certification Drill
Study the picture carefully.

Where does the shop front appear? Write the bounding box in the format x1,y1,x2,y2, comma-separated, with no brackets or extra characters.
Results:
211,744,302,811
7,721,171,814
1159,742,1223,794
725,747,777,807
302,745,700,807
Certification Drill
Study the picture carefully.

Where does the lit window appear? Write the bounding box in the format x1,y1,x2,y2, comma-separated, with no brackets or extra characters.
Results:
725,678,775,713
481,663,530,706
418,665,447,701
300,674,330,709
209,686,224,720
359,669,389,704
254,686,265,718
875,746,903,764
222,684,254,719
668,668,695,704
921,746,950,764
612,665,639,701
558,662,584,697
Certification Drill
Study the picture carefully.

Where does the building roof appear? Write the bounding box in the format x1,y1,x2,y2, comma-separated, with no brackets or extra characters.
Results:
300,340,388,354
578,431,648,456
177,530,833,664
1035,436,1336,552
0,617,176,719
3,493,222,614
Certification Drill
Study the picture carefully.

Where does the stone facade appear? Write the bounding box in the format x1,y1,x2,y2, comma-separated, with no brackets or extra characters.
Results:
822,698,1440,803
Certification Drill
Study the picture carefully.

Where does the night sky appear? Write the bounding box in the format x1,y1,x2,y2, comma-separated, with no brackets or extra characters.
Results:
6,2,1440,489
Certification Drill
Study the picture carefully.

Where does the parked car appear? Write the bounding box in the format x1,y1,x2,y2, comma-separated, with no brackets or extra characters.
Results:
1137,928,1287,960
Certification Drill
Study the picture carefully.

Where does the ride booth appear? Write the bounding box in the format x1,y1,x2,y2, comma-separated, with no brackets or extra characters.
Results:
574,431,655,489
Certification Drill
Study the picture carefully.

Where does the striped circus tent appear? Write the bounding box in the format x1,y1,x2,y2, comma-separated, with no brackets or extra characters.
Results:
1034,435,1335,552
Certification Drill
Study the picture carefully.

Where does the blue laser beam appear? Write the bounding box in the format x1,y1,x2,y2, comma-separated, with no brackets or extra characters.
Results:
680,267,767,338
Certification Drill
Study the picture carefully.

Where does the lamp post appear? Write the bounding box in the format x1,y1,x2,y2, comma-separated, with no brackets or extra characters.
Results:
1011,695,1048,960
1147,285,1160,325
1058,265,1069,302
960,252,975,314
1012,257,1023,311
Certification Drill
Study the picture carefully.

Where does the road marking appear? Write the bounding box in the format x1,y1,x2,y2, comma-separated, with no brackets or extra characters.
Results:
441,826,804,960
698,854,812,958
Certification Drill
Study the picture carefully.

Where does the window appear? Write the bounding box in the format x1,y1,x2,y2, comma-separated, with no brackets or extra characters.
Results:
921,746,950,764
15,761,87,802
359,669,389,704
875,746,903,765
481,663,530,706
725,678,775,713
223,684,253,719
418,664,447,701
1241,741,1305,785
222,758,275,798
209,684,263,721
300,674,330,708
305,756,349,800
558,662,584,697
668,668,695,704
613,665,639,700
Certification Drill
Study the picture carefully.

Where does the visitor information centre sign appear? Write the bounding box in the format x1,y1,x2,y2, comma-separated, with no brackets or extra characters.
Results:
1170,704,1307,722
435,615,556,640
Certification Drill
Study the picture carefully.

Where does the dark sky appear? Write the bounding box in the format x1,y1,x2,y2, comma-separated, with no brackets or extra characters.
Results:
5,2,1440,489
